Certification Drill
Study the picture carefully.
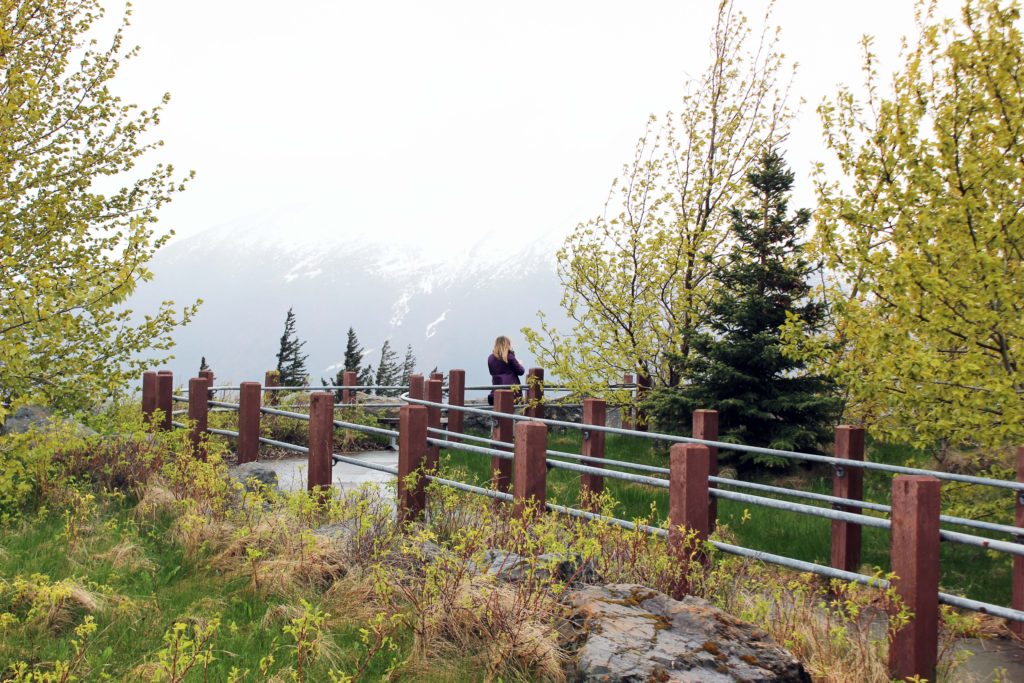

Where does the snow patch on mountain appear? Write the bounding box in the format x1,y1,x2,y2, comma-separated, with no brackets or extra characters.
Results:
425,310,449,339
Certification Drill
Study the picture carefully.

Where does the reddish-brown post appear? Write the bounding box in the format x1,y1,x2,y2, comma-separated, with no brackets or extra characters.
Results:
525,368,544,419
447,369,466,442
237,381,261,464
889,475,940,682
622,373,635,430
831,426,866,573
514,421,548,518
342,370,358,404
264,371,280,406
692,410,719,530
668,443,711,599
307,392,334,493
492,389,515,494
1014,446,1024,637
142,371,157,425
157,371,173,432
579,399,607,509
408,373,424,400
398,405,428,523
188,377,210,460
430,371,444,382
199,369,215,400
425,379,442,470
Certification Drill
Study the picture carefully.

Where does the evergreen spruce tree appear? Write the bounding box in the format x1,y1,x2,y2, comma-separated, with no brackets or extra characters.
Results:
375,340,401,396
324,327,367,400
275,308,309,386
343,327,364,373
648,150,840,464
400,344,417,385
359,364,376,391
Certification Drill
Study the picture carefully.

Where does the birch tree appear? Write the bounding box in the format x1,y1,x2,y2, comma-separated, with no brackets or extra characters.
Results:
523,0,793,399
784,0,1024,449
0,0,195,417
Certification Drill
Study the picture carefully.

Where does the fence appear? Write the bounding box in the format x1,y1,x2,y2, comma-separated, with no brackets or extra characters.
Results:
141,367,1024,682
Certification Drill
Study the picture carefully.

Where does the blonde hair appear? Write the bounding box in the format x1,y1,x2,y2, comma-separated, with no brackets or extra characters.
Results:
493,336,512,363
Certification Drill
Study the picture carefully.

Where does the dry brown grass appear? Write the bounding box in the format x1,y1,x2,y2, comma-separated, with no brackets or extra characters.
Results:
96,539,156,574
134,483,178,520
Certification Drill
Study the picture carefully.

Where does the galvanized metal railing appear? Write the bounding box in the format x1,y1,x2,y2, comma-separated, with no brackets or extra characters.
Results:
145,368,1024,681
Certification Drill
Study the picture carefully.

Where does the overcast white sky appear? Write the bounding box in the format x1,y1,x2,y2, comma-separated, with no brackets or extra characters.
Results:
111,0,965,251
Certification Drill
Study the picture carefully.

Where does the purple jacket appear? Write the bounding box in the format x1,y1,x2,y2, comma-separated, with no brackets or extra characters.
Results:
488,351,525,388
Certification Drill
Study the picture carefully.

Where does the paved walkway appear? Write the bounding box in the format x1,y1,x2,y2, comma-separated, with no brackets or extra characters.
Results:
256,450,397,493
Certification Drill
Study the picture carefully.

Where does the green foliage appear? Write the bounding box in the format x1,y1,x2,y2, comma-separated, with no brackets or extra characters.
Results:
783,0,1024,450
276,308,309,386
524,0,793,401
0,0,198,419
647,150,841,461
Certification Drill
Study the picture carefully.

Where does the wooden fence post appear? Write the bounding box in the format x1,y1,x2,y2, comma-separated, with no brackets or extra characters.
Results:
831,425,865,573
237,381,261,464
188,377,210,460
308,392,334,493
408,373,424,400
342,370,358,404
142,371,157,425
157,371,173,432
580,398,606,509
492,389,515,494
889,475,940,682
264,370,280,405
668,443,710,599
692,410,719,531
426,379,442,470
514,421,548,518
526,368,544,419
448,369,465,442
622,373,635,430
430,371,444,383
1013,446,1024,637
398,405,428,523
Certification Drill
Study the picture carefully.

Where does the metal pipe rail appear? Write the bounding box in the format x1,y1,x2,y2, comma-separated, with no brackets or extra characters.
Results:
424,433,1024,557
164,415,1024,624
424,427,1024,538
199,402,1024,548
205,385,410,392
332,419,399,439
402,394,1024,493
418,470,1024,623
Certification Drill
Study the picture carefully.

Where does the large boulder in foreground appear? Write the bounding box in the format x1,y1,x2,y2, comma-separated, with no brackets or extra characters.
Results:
567,583,810,683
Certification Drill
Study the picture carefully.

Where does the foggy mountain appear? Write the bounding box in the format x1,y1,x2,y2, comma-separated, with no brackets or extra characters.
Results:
130,212,570,388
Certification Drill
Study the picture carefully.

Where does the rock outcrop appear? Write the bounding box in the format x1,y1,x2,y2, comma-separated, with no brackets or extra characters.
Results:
567,583,810,683
228,462,281,492
1,405,97,438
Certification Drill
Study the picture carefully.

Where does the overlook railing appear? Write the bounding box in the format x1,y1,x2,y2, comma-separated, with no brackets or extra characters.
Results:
141,366,1024,682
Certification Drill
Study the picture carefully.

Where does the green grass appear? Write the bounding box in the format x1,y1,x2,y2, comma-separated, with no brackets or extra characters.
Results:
438,430,1013,607
0,497,443,681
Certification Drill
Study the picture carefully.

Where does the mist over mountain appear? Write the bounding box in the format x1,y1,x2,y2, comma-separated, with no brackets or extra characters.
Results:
131,211,569,387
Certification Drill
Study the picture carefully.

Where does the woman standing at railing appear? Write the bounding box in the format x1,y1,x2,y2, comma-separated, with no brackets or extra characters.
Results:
487,335,524,405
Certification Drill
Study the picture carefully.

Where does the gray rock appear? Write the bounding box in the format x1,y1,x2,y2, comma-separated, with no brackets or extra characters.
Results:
567,583,810,683
1,405,97,438
228,462,280,492
477,549,601,585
